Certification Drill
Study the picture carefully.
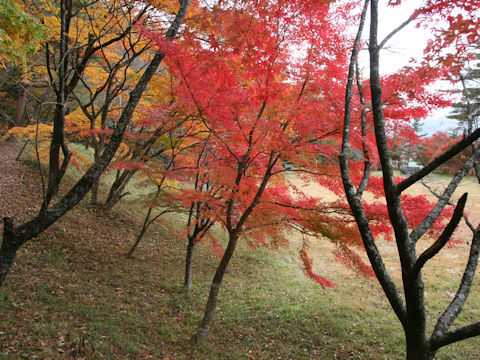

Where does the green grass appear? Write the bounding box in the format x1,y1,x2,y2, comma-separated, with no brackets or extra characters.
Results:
1,140,479,359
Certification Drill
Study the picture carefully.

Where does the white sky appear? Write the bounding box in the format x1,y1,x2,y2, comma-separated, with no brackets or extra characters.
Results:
358,1,458,136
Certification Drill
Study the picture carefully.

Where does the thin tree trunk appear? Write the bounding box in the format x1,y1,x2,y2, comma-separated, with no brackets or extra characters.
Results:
15,140,29,161
90,146,101,205
127,207,153,257
11,85,26,128
43,0,71,211
45,107,63,203
90,179,100,205
472,145,480,184
184,237,195,289
104,169,136,209
191,233,238,346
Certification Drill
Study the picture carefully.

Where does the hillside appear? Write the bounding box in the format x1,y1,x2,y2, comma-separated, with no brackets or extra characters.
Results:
0,139,479,359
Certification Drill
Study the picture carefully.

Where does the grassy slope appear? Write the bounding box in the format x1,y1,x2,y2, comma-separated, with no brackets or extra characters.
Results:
0,140,479,359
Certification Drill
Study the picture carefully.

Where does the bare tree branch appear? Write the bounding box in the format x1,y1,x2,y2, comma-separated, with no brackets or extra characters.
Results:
410,157,474,242
430,226,480,350
397,131,480,193
378,13,416,50
410,193,467,276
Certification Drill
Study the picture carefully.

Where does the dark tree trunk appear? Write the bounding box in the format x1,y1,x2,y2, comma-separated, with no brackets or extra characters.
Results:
405,333,429,360
90,178,100,205
44,103,72,211
191,233,238,346
11,85,26,128
43,0,71,211
90,146,102,205
104,169,136,209
184,236,195,289
472,145,480,184
340,1,480,359
183,217,213,290
126,207,152,257
190,152,277,346
0,218,21,287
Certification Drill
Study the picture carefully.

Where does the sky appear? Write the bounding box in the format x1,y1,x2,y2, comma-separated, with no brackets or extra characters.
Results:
358,1,459,136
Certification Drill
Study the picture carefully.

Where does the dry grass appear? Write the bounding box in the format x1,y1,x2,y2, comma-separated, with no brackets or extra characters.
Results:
289,172,480,359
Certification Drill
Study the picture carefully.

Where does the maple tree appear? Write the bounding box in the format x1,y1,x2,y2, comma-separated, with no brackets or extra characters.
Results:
0,0,45,131
38,0,153,211
123,106,205,258
100,72,185,210
167,132,217,289
137,0,457,345
2,0,154,208
0,66,27,130
146,0,355,344
414,131,471,175
388,122,420,169
67,30,154,204
0,0,192,287
0,0,44,67
340,0,480,359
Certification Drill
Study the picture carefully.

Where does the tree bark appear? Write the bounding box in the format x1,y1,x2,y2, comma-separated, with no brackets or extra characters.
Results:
0,218,21,287
184,236,195,289
405,329,429,360
191,233,238,346
126,207,152,257
104,169,137,209
11,85,26,128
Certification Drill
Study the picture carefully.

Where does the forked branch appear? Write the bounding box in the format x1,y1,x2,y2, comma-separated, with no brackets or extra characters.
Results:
397,130,480,193
430,226,480,350
410,193,467,276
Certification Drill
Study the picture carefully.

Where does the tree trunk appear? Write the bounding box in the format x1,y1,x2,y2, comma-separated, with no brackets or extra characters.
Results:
90,178,100,205
405,332,430,360
0,218,20,287
191,233,238,346
104,169,136,209
90,147,101,205
472,145,480,184
11,85,26,128
46,106,63,200
126,207,152,257
43,0,70,211
184,237,195,289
